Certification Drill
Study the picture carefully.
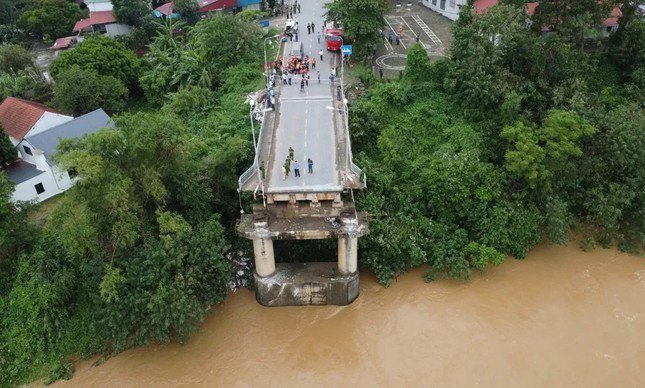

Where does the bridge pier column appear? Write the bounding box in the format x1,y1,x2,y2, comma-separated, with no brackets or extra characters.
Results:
253,238,275,277
338,237,358,275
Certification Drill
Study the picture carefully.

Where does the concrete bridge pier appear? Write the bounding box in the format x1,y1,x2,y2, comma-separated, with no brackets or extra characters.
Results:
252,238,275,277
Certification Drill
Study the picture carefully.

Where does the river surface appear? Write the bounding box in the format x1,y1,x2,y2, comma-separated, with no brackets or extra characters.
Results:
54,244,644,387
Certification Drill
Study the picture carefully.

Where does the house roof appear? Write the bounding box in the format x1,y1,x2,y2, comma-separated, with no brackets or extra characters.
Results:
155,2,174,16
73,10,117,32
198,0,237,12
0,97,59,141
51,36,77,50
5,160,45,184
25,109,113,165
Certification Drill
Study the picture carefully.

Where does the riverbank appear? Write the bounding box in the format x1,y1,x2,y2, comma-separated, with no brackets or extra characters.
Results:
51,243,643,387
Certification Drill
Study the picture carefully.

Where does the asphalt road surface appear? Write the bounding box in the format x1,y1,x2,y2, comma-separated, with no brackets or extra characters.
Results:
266,0,342,193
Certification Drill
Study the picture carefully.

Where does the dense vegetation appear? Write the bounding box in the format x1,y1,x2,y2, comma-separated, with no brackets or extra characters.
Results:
0,0,642,385
0,15,266,386
350,1,643,284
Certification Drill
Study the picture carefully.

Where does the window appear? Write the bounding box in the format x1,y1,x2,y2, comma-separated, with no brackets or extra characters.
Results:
432,0,437,5
68,167,78,179
34,183,45,194
440,0,446,10
23,145,32,155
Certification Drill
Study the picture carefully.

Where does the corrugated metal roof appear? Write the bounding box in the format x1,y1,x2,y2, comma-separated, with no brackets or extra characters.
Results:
25,109,113,165
6,160,45,184
73,10,117,32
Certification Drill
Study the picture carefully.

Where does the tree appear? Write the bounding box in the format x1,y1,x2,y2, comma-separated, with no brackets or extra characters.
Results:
174,0,198,25
51,65,128,115
0,44,34,73
18,0,83,39
325,0,387,58
403,43,432,85
50,35,141,90
0,129,17,166
112,0,150,27
501,110,596,192
610,16,645,80
531,0,613,45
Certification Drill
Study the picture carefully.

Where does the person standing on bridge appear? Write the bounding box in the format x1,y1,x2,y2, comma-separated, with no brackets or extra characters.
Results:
282,72,287,85
293,160,301,177
288,146,294,161
307,158,314,174
283,158,291,177
311,22,315,32
307,24,311,34
317,71,320,83
300,78,305,92
317,31,321,44
288,72,292,85
305,73,309,86
312,57,316,69
319,49,323,61
281,165,287,180
297,3,300,13
388,31,393,43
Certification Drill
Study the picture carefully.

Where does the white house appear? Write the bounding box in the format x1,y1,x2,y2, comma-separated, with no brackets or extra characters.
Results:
0,98,112,204
421,0,467,21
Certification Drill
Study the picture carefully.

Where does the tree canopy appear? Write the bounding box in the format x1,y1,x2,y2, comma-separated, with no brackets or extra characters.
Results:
51,65,128,115
325,0,387,58
18,0,83,39
50,35,142,90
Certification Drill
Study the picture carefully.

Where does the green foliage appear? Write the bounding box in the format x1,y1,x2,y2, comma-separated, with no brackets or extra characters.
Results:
403,43,432,85
140,15,262,103
325,0,386,58
112,0,151,27
18,0,83,39
102,216,230,349
0,68,50,100
44,361,73,385
174,0,199,24
0,44,34,73
0,128,17,166
502,110,596,191
51,65,128,115
50,35,142,90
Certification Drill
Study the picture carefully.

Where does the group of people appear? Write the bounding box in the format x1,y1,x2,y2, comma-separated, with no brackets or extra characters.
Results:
281,146,314,180
286,0,301,18
285,54,315,75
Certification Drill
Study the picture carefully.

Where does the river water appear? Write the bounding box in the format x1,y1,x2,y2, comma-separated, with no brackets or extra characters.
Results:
54,244,643,387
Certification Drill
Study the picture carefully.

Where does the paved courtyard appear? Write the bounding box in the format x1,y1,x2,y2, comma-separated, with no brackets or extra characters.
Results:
375,1,455,77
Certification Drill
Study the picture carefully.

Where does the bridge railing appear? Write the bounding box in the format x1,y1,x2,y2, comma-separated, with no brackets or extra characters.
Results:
238,103,269,192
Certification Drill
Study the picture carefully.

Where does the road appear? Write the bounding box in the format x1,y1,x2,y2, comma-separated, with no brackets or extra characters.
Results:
266,0,342,193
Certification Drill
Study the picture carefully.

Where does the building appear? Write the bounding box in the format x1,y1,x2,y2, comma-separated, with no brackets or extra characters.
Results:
421,0,467,21
73,10,131,40
153,0,262,19
0,97,112,204
423,0,623,32
81,0,114,12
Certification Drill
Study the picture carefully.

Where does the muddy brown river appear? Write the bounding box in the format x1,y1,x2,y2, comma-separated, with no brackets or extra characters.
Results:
54,244,643,387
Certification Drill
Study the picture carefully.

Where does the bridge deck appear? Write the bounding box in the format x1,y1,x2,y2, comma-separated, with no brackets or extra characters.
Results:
239,0,363,195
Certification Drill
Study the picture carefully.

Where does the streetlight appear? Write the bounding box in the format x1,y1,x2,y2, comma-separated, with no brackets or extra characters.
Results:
263,34,281,89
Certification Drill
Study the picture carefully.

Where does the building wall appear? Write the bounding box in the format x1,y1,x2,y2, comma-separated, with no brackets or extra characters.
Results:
421,0,465,21
87,2,113,12
16,139,50,171
11,169,62,204
27,112,74,137
105,23,132,38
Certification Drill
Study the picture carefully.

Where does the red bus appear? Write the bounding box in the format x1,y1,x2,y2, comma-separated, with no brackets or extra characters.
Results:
325,28,343,51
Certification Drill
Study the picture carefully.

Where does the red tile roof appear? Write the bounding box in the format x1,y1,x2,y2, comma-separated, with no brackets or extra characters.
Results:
73,10,116,32
0,97,57,140
155,2,174,16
